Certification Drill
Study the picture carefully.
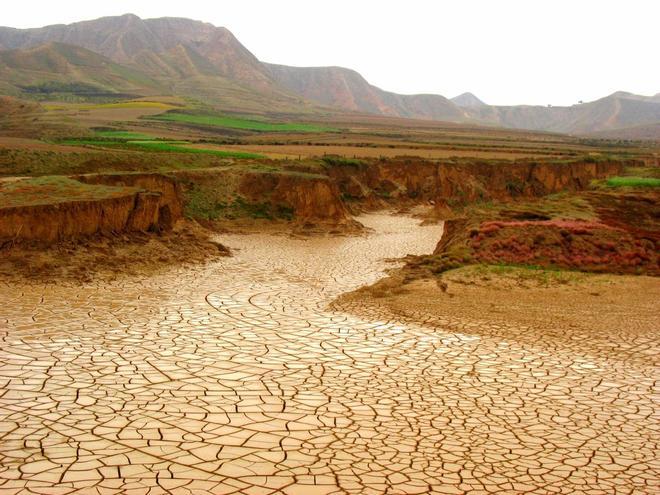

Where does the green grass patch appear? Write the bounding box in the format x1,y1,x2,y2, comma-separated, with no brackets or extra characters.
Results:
0,176,139,208
151,111,337,133
604,176,660,188
127,141,264,159
58,138,265,159
95,130,157,140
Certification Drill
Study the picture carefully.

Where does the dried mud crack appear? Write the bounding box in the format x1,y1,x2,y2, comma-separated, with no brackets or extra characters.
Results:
0,214,658,494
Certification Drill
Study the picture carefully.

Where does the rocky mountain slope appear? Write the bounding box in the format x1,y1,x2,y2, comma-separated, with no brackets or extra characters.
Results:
1,14,658,136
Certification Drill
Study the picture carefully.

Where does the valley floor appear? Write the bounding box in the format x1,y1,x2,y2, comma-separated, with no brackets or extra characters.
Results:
0,214,658,494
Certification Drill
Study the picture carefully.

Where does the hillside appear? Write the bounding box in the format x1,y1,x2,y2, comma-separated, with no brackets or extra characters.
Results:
0,14,658,135
0,15,271,88
0,15,315,113
0,42,163,98
265,63,466,121
466,92,660,134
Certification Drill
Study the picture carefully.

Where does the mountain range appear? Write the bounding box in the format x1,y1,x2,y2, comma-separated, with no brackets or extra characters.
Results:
1,14,658,137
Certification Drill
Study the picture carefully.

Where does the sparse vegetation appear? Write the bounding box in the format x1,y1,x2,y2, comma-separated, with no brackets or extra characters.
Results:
0,176,139,207
445,264,587,287
184,188,293,222
321,156,365,168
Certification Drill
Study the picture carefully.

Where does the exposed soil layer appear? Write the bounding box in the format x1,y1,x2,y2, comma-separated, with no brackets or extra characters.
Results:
0,174,183,243
326,157,630,212
175,167,362,232
73,172,184,220
0,156,636,244
0,221,229,282
410,188,659,276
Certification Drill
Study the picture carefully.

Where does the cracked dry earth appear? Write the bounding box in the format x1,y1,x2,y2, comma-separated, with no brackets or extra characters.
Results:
0,214,658,495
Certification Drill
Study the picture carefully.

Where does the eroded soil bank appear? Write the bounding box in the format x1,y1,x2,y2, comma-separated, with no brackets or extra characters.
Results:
1,214,658,494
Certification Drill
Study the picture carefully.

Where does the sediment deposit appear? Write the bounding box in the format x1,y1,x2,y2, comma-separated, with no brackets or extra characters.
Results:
1,215,657,494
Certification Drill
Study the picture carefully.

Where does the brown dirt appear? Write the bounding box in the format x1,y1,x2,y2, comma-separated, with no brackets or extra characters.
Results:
0,136,84,152
0,174,183,243
0,220,229,283
336,267,660,347
422,189,659,276
198,143,552,160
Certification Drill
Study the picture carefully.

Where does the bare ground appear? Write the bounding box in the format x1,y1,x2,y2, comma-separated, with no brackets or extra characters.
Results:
335,265,660,346
0,220,230,283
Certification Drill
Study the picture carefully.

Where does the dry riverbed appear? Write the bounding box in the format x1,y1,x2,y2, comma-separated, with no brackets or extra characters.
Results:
0,214,658,494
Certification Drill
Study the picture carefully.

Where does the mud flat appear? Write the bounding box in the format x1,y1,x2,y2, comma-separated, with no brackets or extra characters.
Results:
1,213,658,494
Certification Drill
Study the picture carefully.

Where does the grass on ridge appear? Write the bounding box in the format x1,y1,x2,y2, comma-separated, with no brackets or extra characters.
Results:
0,176,139,208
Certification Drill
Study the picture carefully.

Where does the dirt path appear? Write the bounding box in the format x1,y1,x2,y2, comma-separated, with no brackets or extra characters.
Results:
0,215,658,494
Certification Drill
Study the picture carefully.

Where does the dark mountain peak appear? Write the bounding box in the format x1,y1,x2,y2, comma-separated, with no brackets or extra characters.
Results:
451,92,486,107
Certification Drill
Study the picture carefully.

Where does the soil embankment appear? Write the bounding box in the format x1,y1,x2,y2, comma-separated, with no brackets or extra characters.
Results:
0,174,183,244
175,167,361,232
326,157,630,211
0,156,636,245
421,189,659,276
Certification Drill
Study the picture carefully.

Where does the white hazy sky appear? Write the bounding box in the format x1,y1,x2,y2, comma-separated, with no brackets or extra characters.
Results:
3,0,659,106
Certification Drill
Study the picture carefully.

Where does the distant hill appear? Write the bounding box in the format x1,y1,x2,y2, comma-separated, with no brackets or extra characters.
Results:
465,92,660,134
265,64,466,121
0,42,163,97
451,92,486,108
0,14,658,136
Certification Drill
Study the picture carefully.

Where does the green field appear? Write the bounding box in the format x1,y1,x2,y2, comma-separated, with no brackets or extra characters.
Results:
95,130,158,140
605,176,660,188
59,137,265,159
151,112,338,133
128,141,264,159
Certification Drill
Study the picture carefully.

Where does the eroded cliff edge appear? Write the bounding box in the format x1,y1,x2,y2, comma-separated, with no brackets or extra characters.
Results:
0,156,632,245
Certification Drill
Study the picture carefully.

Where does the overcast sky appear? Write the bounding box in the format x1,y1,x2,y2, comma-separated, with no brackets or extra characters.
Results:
3,0,658,106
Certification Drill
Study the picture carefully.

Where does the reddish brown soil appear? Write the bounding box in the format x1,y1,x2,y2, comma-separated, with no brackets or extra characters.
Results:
470,218,657,275
410,188,659,277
